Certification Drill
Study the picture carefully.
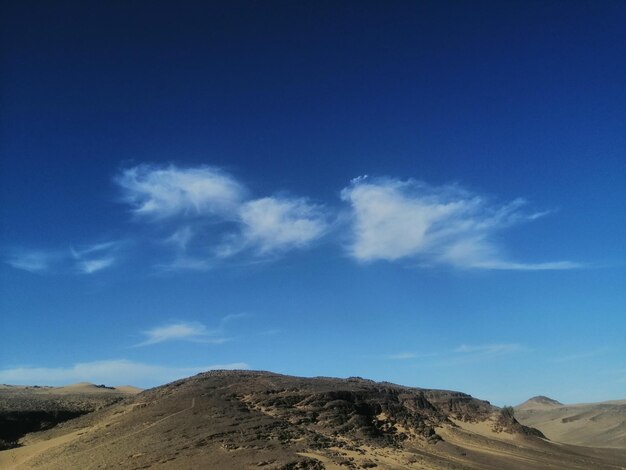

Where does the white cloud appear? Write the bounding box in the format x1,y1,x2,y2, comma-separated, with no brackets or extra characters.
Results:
454,343,522,355
6,242,120,275
135,321,227,347
366,351,438,361
8,168,579,274
155,256,213,272
341,177,578,270
78,257,116,274
164,226,195,250
0,360,249,388
386,352,417,360
218,197,329,256
70,241,121,274
116,164,245,219
6,250,55,273
114,165,329,264
552,349,607,363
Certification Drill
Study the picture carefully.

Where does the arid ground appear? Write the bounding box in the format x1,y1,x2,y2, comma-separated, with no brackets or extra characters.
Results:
1,371,625,469
515,395,626,449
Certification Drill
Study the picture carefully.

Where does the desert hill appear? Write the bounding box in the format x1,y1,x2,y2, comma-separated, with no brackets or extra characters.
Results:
516,395,563,410
0,382,140,450
1,371,625,469
515,396,626,449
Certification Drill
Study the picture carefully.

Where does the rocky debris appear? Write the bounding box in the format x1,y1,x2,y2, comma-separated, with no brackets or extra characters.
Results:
491,407,546,438
5,371,570,469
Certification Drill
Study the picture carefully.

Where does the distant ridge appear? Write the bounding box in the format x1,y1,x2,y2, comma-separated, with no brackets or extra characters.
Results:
2,371,626,469
516,395,563,410
515,395,626,448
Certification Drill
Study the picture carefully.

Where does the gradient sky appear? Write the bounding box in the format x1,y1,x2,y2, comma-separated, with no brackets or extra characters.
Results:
1,1,625,406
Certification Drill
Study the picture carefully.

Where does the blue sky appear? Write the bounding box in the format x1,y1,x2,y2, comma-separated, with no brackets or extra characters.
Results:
1,1,625,406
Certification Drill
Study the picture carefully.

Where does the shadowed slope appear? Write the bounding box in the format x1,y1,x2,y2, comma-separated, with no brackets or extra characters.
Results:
1,371,625,469
0,383,140,450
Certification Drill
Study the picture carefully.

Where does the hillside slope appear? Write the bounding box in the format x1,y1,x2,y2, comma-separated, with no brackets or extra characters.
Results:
0,383,140,450
1,371,625,469
515,397,626,449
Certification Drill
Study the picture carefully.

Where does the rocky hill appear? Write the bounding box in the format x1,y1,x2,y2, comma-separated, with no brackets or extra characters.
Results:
516,396,563,410
1,371,625,469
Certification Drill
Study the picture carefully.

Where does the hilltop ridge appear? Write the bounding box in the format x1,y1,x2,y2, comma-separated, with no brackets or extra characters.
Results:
1,370,625,469
515,394,626,449
516,396,563,410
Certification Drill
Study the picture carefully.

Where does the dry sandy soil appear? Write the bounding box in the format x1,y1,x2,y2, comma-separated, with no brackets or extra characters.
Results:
1,371,625,469
515,395,626,449
0,382,140,450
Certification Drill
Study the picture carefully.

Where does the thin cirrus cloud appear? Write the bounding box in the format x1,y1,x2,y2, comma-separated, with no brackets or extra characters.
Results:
0,360,249,388
71,241,122,274
6,250,56,273
454,343,523,355
116,164,330,263
6,241,121,275
216,197,330,257
115,164,245,219
341,176,579,270
5,164,579,273
134,321,229,347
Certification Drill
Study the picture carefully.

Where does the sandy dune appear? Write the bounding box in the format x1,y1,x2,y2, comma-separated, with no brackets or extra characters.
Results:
515,396,626,448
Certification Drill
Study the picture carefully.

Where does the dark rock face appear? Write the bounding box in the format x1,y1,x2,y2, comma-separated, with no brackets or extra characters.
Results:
157,371,499,449
7,371,623,470
0,388,129,450
0,410,86,448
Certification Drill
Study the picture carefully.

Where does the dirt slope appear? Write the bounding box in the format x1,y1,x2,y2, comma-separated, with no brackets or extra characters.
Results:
515,397,626,449
0,383,140,449
1,371,625,469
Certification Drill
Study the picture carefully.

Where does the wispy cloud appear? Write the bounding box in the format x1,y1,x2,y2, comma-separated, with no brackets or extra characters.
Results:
6,250,57,273
217,196,329,257
116,164,245,219
407,343,526,368
551,348,608,363
364,344,520,366
384,352,433,360
6,167,580,275
71,240,122,274
77,257,116,274
0,360,249,388
116,164,330,266
154,256,213,272
454,343,523,355
164,226,195,250
341,176,578,270
6,241,121,275
134,321,228,347
218,313,249,327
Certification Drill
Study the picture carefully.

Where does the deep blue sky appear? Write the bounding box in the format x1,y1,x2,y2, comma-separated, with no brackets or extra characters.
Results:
1,1,625,405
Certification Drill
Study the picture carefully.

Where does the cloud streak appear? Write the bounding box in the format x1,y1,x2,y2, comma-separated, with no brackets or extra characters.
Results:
341,177,578,270
5,166,579,274
6,241,122,275
116,164,245,219
6,250,56,273
116,164,330,265
454,343,522,355
382,352,439,360
0,360,249,388
134,321,228,347
217,196,329,257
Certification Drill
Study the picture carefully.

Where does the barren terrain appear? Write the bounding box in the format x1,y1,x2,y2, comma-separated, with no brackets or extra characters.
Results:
1,371,625,469
515,395,626,448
